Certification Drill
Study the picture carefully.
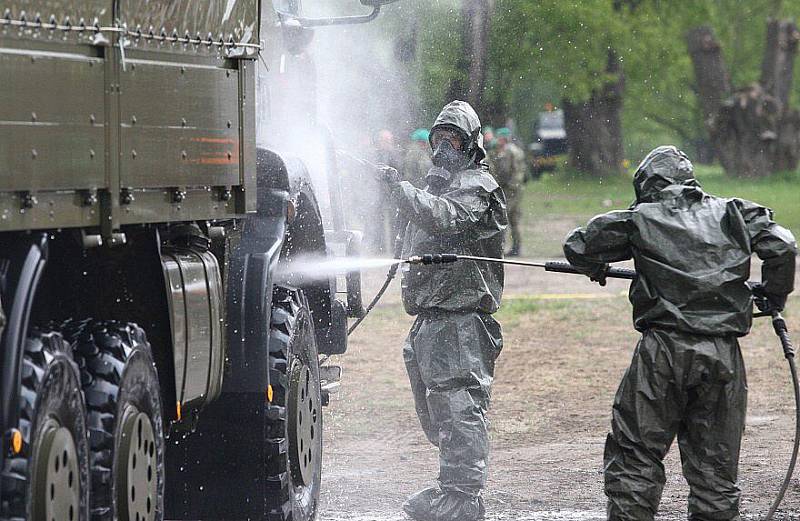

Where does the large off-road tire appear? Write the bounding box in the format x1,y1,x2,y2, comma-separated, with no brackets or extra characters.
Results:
0,329,90,521
65,321,165,521
266,287,323,521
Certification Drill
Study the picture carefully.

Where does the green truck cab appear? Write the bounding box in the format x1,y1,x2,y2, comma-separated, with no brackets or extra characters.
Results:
0,1,388,519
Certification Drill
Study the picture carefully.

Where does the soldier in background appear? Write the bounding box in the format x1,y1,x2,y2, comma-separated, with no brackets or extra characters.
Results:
492,127,527,256
402,128,433,188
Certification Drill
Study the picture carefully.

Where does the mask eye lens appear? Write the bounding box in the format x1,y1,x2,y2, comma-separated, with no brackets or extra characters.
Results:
431,130,462,151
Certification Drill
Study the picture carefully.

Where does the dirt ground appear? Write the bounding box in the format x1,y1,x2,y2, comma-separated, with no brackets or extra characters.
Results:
317,263,800,521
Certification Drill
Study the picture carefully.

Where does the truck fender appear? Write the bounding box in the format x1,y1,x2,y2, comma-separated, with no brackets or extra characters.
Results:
0,234,47,437
280,157,348,355
221,148,291,394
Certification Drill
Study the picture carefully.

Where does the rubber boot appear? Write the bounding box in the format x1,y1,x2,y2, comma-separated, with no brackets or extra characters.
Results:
403,486,443,521
403,486,485,521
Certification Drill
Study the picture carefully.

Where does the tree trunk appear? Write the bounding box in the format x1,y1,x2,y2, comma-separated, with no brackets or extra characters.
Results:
686,26,732,124
687,22,800,176
562,50,625,176
447,0,492,114
761,19,798,108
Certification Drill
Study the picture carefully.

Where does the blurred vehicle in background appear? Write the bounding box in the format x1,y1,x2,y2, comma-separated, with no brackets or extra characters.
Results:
528,108,568,179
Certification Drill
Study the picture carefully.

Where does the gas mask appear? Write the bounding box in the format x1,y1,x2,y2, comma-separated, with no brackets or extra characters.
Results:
431,139,470,173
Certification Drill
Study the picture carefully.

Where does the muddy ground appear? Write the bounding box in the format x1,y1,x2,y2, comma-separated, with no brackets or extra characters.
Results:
317,264,800,521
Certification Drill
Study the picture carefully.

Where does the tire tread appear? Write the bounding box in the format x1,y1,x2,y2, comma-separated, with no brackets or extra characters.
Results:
0,330,70,519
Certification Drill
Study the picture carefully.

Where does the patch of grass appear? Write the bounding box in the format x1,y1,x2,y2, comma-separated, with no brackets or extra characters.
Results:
697,165,800,232
496,297,576,327
519,164,800,257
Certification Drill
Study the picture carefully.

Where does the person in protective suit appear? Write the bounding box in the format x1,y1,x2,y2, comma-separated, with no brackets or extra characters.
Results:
376,100,507,521
563,145,797,521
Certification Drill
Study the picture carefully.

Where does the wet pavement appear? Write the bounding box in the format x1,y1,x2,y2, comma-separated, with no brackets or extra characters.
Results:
318,510,607,521
318,510,797,520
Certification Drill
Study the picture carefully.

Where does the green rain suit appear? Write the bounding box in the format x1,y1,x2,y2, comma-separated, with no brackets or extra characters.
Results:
563,146,797,521
387,100,507,521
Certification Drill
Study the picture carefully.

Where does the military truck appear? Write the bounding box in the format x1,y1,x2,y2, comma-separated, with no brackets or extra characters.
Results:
528,108,568,177
0,1,393,520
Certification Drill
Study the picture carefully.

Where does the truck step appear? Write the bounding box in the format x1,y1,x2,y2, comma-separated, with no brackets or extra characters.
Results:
319,365,342,406
319,364,342,384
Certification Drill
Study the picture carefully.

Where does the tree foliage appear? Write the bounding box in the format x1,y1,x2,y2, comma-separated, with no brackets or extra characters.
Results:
410,0,800,169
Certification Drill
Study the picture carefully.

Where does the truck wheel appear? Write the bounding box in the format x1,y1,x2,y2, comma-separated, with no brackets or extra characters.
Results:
66,321,164,521
267,287,322,521
0,330,90,521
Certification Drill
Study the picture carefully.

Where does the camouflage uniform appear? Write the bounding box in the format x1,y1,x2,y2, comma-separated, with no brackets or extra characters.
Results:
492,141,526,255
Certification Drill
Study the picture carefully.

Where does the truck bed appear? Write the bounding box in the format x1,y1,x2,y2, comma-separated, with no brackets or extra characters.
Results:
0,0,261,234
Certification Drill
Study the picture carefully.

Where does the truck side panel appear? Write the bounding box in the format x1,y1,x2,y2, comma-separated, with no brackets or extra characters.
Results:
0,0,259,233
3,1,112,28
119,58,241,189
0,48,105,192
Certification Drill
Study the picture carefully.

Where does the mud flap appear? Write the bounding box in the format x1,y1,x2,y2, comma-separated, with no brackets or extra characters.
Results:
164,392,269,520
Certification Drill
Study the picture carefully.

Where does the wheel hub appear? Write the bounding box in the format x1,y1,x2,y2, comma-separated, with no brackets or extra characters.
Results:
287,359,321,486
33,419,80,521
117,408,158,521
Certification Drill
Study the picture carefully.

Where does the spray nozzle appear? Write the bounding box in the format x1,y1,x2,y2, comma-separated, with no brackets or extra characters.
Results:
406,254,459,265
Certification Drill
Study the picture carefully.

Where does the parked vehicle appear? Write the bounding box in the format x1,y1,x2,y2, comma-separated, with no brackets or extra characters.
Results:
528,109,568,178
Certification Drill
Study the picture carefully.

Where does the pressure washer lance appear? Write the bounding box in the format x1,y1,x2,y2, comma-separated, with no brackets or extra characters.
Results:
407,252,797,520
406,253,638,281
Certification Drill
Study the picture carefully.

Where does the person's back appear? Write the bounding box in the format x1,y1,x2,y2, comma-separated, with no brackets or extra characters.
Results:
626,186,794,334
565,147,796,336
563,145,796,521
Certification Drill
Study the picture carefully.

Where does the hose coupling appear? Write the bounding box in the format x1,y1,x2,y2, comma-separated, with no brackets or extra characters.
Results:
406,254,459,265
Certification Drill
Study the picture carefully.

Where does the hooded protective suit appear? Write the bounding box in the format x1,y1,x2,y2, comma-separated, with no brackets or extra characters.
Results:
564,146,797,521
385,100,507,521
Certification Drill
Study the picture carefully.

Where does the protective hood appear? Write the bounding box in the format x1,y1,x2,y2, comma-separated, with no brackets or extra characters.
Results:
633,145,697,203
430,100,487,165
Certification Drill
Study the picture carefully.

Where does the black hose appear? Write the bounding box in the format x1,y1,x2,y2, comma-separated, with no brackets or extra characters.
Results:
347,261,399,335
765,312,799,520
347,211,407,336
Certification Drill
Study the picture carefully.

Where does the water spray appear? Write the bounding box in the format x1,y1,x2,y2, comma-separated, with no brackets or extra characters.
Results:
336,148,380,170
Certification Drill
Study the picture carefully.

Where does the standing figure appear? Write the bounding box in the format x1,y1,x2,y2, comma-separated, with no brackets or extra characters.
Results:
402,128,434,188
376,100,507,521
492,128,527,256
564,146,797,521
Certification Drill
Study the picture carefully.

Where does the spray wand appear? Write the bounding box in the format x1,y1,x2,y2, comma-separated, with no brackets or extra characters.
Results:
406,253,637,281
